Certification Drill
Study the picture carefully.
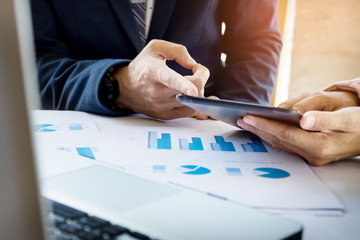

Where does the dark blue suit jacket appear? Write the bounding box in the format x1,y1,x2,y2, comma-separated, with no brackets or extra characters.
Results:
31,0,282,116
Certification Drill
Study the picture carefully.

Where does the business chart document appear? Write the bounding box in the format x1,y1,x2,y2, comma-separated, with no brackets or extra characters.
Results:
106,115,344,212
31,111,344,213
31,110,112,161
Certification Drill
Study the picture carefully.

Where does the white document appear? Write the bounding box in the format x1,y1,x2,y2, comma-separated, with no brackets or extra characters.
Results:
102,115,344,212
31,110,100,134
30,111,344,212
31,110,114,163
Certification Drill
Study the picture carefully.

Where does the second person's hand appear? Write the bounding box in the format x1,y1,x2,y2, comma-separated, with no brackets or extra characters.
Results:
237,107,360,166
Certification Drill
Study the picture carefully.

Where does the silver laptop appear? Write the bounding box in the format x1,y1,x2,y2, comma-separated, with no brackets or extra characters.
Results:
0,0,303,239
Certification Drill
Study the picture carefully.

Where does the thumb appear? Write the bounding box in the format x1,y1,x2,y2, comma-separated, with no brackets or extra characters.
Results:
300,109,353,131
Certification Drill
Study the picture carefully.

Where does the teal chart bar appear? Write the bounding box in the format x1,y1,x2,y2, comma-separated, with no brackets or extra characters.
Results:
69,123,83,131
179,137,204,150
152,165,166,173
148,131,171,149
210,136,235,152
76,147,96,160
241,138,268,153
226,168,242,176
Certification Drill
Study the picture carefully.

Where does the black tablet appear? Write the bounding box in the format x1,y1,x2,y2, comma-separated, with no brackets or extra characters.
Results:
176,94,302,127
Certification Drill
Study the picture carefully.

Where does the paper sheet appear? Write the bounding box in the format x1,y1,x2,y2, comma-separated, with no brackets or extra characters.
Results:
104,115,344,212
31,111,344,212
31,110,114,162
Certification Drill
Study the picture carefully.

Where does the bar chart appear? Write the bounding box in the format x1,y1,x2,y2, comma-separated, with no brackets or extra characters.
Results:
210,136,236,152
148,131,171,149
241,138,268,152
179,137,204,150
226,168,242,176
152,165,166,173
68,123,84,131
147,131,274,153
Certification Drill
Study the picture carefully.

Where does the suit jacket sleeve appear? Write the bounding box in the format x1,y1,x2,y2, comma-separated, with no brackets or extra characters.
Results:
31,0,131,116
217,0,282,105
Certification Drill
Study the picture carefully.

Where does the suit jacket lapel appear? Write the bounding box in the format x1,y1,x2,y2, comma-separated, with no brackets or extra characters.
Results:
148,0,177,40
108,0,144,52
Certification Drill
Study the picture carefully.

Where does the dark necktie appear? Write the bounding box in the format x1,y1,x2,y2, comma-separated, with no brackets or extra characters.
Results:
131,2,146,46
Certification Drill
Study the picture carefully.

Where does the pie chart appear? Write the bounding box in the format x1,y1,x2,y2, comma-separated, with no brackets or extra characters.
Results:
252,167,290,179
34,124,57,132
180,165,211,175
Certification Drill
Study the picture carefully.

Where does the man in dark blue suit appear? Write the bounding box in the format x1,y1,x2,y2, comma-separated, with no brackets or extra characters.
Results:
31,0,282,120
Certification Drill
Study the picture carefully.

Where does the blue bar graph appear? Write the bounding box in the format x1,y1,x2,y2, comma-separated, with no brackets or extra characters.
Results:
152,165,166,173
148,131,157,149
226,168,242,176
148,131,171,149
179,137,204,150
76,147,96,160
210,136,235,152
241,138,268,152
69,123,83,131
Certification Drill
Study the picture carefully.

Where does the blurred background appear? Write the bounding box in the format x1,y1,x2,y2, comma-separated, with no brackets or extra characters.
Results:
273,0,360,105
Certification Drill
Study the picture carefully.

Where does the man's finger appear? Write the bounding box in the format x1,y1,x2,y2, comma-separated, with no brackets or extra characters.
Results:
237,118,305,156
156,63,199,96
194,111,209,120
278,93,310,109
301,108,360,132
161,106,197,120
151,40,196,69
241,115,316,152
193,96,219,120
192,63,210,90
291,96,328,114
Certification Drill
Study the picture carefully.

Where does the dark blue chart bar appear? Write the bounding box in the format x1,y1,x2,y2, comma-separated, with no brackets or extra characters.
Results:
148,131,171,150
179,137,204,150
210,136,235,152
241,138,268,152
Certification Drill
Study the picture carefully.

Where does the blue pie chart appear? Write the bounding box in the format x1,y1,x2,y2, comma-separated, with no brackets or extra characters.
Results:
180,165,211,175
252,167,290,179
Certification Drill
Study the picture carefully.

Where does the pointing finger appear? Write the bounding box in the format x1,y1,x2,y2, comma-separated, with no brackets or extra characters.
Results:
156,62,198,96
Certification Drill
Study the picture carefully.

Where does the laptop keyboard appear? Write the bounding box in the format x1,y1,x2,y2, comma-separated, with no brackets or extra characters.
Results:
46,200,152,240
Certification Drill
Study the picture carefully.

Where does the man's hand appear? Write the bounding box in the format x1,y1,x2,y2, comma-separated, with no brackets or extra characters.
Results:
193,95,219,120
279,90,360,114
237,107,360,166
113,39,209,120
